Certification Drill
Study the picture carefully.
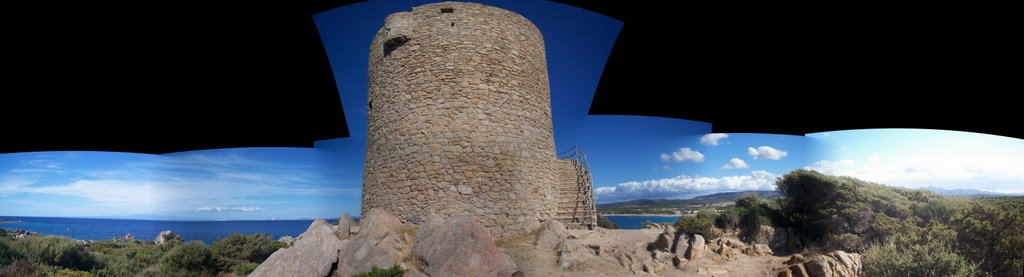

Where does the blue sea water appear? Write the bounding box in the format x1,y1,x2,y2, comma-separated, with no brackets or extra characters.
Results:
0,216,356,244
604,215,681,229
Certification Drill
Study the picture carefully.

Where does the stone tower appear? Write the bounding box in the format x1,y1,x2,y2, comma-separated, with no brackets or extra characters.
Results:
362,2,558,239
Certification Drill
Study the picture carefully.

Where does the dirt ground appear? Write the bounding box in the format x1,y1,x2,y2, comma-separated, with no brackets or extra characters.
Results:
500,228,791,277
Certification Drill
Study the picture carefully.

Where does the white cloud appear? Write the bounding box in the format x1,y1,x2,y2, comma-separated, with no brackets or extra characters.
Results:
804,159,856,175
721,158,749,169
594,170,778,203
661,148,705,163
699,133,729,145
196,206,265,212
865,154,881,162
747,146,788,160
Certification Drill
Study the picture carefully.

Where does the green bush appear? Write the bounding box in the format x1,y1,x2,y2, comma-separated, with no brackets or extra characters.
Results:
675,210,719,240
0,241,22,268
53,268,94,277
863,233,975,277
159,241,214,277
231,262,259,276
210,233,283,271
91,251,146,277
0,259,37,277
351,264,404,277
10,236,94,270
596,214,618,229
714,207,741,230
953,200,1024,276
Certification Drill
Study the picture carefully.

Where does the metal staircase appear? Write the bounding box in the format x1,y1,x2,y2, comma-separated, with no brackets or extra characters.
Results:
555,146,597,229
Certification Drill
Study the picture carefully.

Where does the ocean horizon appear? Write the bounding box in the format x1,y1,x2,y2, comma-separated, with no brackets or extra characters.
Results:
0,216,358,244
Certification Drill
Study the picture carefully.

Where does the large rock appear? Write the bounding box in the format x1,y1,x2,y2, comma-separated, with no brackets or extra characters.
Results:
337,213,354,240
650,233,672,252
557,239,595,271
672,234,689,257
714,245,738,261
535,220,567,250
413,213,516,277
336,208,408,276
747,225,775,244
743,244,773,256
250,219,345,277
685,234,706,260
154,230,181,244
796,251,863,277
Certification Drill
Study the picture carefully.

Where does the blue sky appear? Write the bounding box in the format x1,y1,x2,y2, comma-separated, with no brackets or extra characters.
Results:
3,1,1022,220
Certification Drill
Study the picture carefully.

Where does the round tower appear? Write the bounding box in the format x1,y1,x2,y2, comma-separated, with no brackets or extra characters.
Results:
362,2,557,239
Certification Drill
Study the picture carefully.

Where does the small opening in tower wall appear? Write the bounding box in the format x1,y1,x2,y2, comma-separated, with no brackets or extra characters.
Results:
450,22,454,27
440,7,454,13
368,100,373,111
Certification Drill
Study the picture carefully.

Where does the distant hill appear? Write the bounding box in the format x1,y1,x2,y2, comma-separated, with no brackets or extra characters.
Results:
692,190,780,201
920,186,1010,197
597,190,778,214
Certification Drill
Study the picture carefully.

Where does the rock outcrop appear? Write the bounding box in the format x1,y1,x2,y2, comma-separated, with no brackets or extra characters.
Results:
747,225,775,245
337,213,354,240
535,220,567,250
742,244,773,256
250,219,345,277
777,251,862,277
336,208,408,276
154,230,181,244
557,239,595,271
413,213,517,277
684,234,706,260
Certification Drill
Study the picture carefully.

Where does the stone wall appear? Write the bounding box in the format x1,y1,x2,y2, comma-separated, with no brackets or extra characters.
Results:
362,2,557,239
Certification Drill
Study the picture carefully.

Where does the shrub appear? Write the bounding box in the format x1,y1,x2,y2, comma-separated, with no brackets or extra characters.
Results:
159,241,214,276
0,241,22,268
231,262,259,276
91,252,145,277
675,210,719,240
210,233,284,271
714,207,741,230
351,264,404,277
596,214,618,229
10,236,94,270
53,268,94,277
0,259,37,277
863,233,974,277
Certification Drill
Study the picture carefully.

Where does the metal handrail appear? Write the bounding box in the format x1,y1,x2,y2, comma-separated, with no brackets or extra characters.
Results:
558,145,597,228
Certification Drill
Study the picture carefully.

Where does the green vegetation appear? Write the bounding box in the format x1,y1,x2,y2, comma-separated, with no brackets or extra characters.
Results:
675,209,719,240
0,240,22,268
160,241,215,276
774,169,1024,277
863,226,975,277
231,262,259,276
0,231,284,277
351,264,404,277
9,236,94,271
596,214,618,229
210,233,285,272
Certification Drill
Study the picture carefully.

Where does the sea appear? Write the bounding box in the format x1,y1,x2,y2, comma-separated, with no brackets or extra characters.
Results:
0,216,355,244
1,215,673,242
604,215,681,229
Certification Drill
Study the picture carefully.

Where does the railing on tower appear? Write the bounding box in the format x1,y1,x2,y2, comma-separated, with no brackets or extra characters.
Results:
557,145,597,229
